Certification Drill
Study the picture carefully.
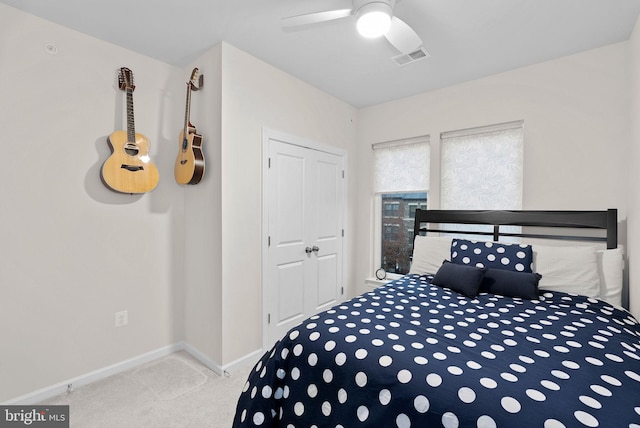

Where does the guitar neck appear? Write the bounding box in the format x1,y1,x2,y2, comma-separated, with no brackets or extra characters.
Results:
126,87,136,142
183,83,192,134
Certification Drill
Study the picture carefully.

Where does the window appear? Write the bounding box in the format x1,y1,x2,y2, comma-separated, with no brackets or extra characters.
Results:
383,223,399,240
408,203,425,218
370,122,523,278
373,137,429,275
380,193,427,273
384,201,400,217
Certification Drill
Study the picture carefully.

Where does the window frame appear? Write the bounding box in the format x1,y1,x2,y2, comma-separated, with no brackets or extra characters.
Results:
374,191,428,278
372,135,430,279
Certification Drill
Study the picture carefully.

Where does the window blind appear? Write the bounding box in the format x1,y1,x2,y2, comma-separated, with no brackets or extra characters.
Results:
441,121,523,210
372,136,430,193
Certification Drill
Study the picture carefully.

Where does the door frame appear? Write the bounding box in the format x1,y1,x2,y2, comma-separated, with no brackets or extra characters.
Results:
261,128,348,350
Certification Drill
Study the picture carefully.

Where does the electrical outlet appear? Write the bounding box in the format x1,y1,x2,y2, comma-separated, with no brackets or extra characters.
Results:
115,310,128,327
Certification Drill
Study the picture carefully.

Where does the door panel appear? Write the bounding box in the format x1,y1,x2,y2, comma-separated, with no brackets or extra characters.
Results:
316,160,339,239
275,153,305,244
316,254,337,308
267,143,311,342
276,261,304,324
311,154,342,314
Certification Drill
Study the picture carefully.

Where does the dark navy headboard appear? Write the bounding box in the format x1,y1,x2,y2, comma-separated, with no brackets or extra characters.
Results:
413,209,618,249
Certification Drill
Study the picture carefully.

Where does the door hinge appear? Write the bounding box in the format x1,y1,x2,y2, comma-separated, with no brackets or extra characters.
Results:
268,157,271,168
342,229,344,237
342,170,345,179
341,286,344,295
268,313,271,324
268,236,271,247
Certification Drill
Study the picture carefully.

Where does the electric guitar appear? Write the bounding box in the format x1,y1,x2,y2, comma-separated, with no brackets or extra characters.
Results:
174,67,204,185
101,67,159,194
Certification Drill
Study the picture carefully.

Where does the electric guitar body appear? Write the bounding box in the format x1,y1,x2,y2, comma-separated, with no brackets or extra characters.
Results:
101,67,159,194
174,67,205,185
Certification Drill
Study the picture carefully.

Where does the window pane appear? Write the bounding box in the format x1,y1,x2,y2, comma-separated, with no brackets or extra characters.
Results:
381,192,427,274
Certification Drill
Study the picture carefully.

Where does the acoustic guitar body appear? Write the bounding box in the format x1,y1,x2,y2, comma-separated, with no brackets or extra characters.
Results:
174,67,205,185
174,128,205,185
102,130,160,194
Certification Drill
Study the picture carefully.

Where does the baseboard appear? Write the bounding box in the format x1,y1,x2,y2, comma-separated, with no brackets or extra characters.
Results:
4,344,183,405
180,342,224,377
4,342,263,405
221,348,263,375
181,342,263,377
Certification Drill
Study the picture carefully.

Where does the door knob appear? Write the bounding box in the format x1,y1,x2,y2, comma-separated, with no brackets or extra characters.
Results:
312,246,319,253
305,247,313,254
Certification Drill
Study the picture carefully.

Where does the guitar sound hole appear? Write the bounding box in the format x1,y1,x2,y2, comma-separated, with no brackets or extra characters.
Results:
124,144,139,156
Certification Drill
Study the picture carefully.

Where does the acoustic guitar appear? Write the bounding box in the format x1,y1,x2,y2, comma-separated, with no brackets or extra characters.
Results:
174,67,204,185
101,67,159,194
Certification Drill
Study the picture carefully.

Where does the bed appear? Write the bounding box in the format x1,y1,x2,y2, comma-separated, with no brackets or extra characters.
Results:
233,209,640,428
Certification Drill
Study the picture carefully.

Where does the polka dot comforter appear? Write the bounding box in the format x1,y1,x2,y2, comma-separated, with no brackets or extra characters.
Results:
233,274,640,428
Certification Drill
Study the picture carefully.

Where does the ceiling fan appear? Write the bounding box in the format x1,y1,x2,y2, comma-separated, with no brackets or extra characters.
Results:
281,0,424,56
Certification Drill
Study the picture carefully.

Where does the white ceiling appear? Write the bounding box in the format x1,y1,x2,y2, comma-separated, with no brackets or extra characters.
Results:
3,0,640,107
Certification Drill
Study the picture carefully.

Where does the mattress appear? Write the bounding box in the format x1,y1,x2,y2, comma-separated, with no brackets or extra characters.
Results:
232,274,640,428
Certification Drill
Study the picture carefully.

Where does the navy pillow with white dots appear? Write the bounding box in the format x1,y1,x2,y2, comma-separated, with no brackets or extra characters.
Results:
451,238,533,273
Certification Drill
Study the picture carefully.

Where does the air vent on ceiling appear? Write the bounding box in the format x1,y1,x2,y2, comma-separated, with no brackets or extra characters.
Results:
391,47,431,66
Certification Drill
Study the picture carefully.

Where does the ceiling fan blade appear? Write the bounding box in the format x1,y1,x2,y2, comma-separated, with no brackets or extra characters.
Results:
281,8,353,29
384,16,423,53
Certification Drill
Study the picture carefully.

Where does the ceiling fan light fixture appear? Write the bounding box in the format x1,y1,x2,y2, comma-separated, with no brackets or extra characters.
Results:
356,2,392,38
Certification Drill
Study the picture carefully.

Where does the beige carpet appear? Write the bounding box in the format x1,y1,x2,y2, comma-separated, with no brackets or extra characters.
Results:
43,351,253,428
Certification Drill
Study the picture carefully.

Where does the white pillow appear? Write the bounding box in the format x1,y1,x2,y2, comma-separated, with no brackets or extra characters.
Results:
409,235,452,275
597,248,623,307
534,245,600,297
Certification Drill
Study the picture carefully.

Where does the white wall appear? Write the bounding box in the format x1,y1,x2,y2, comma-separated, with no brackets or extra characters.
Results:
216,43,358,363
182,45,224,364
628,17,640,318
181,42,360,366
0,4,187,402
356,43,632,312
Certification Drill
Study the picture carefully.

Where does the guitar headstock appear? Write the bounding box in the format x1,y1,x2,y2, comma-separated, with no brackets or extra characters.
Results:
188,67,203,91
189,68,199,84
118,67,135,92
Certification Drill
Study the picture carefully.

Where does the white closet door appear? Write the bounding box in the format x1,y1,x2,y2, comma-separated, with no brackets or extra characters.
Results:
264,135,344,348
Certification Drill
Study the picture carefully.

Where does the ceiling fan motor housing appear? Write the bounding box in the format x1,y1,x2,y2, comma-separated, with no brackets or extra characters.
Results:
353,0,396,12
355,0,396,37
